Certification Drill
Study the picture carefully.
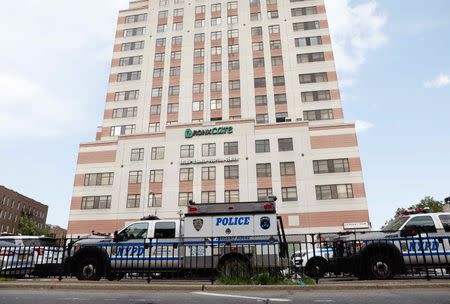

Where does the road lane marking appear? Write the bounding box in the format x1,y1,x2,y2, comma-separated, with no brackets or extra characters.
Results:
192,291,291,302
314,301,335,303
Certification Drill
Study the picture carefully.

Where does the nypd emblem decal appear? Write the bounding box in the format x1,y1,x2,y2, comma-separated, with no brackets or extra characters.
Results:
260,217,271,230
193,218,203,231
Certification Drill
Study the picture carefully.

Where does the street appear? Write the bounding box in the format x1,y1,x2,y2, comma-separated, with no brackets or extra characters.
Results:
0,288,449,304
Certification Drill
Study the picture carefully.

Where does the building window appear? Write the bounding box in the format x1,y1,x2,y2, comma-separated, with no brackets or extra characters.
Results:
128,171,142,184
120,56,143,66
252,41,264,51
178,192,193,206
172,22,183,31
227,15,238,24
148,193,162,207
211,47,222,56
168,86,180,96
228,29,239,38
274,94,287,104
151,88,163,97
112,107,138,118
202,166,216,180
193,64,204,74
127,194,141,208
130,148,144,161
255,95,267,106
291,6,317,17
153,68,164,78
170,66,181,76
253,58,265,68
297,52,325,64
313,159,350,174
211,31,222,40
229,80,240,90
171,51,182,60
117,71,141,82
228,44,239,54
224,190,239,203
151,147,165,160
150,105,161,115
229,97,241,108
121,41,144,51
299,72,328,84
114,90,139,101
224,141,238,155
180,145,194,158
251,26,263,37
270,40,282,50
84,173,114,186
271,56,283,67
158,10,168,18
229,60,240,70
278,138,293,151
256,163,271,177
211,17,222,26
110,125,136,136
257,188,273,201
167,103,179,113
193,101,204,111
171,36,183,46
224,165,239,179
280,162,296,176
150,170,164,183
301,90,331,102
303,109,333,121
125,14,147,23
211,3,221,12
275,112,288,123
210,99,222,109
295,36,322,47
148,122,161,133
293,21,320,31
124,27,145,37
256,114,269,124
210,82,222,92
255,139,270,153
254,77,266,88
81,196,111,210
268,24,280,34
282,187,298,201
194,48,205,58
179,168,194,181
194,33,205,42
273,76,285,86
315,184,354,200
193,83,204,93
201,191,216,204
202,143,216,157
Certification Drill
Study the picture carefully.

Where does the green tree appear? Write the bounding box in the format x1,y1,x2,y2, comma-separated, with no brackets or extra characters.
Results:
382,196,444,229
16,215,50,236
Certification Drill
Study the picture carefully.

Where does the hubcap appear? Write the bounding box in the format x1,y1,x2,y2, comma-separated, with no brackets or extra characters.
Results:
82,264,95,278
373,261,389,277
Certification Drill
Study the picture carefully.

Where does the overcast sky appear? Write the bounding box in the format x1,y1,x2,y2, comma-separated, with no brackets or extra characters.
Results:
0,0,449,229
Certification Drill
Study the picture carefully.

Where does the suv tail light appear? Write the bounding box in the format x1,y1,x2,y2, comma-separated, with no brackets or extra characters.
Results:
34,247,45,255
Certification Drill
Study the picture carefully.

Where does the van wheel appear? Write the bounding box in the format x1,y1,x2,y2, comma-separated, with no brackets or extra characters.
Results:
305,258,327,279
218,257,250,278
367,255,393,280
76,257,102,281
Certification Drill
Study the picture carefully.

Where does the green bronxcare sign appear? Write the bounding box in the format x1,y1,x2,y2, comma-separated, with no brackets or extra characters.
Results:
185,126,233,138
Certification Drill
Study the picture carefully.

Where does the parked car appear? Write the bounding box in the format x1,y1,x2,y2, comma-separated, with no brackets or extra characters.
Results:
0,236,65,277
0,240,35,278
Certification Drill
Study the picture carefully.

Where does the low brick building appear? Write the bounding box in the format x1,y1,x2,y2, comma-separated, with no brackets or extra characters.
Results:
0,185,48,234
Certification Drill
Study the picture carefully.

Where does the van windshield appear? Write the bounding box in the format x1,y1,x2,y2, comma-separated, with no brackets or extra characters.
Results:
382,216,409,231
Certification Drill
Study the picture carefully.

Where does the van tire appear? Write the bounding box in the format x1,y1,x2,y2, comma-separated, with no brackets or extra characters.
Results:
367,255,393,280
76,257,102,281
305,257,327,279
106,272,125,281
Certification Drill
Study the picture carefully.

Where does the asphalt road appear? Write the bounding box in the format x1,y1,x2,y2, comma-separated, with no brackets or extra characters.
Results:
0,289,449,304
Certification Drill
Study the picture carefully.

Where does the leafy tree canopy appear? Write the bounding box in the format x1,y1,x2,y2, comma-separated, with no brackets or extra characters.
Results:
16,215,50,236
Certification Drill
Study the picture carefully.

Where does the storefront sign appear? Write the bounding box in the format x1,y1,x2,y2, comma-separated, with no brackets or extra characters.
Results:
185,126,233,138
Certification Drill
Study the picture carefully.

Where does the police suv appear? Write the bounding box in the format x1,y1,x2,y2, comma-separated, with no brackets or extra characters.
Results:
328,208,450,279
65,198,288,280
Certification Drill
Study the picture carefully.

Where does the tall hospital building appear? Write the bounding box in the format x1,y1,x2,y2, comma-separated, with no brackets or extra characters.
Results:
67,0,370,236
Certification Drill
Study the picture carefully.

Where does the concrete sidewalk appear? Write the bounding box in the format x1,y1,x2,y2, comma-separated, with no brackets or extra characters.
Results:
0,279,449,291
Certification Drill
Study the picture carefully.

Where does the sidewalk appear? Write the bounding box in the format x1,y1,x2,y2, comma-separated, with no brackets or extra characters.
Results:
1,279,449,291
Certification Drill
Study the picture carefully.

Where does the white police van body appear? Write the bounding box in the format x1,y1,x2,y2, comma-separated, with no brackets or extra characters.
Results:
67,198,287,280
330,209,450,279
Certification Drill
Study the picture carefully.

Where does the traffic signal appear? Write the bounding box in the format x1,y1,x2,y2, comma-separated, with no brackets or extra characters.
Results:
445,196,450,204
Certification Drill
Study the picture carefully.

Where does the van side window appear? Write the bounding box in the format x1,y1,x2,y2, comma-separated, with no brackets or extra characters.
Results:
119,222,148,240
154,222,176,238
403,216,436,233
438,215,450,232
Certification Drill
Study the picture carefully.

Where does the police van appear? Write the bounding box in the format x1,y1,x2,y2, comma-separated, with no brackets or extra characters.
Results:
329,208,450,279
66,197,288,281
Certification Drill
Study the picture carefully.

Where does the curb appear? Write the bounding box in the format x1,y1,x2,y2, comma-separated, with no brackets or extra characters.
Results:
1,281,449,291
